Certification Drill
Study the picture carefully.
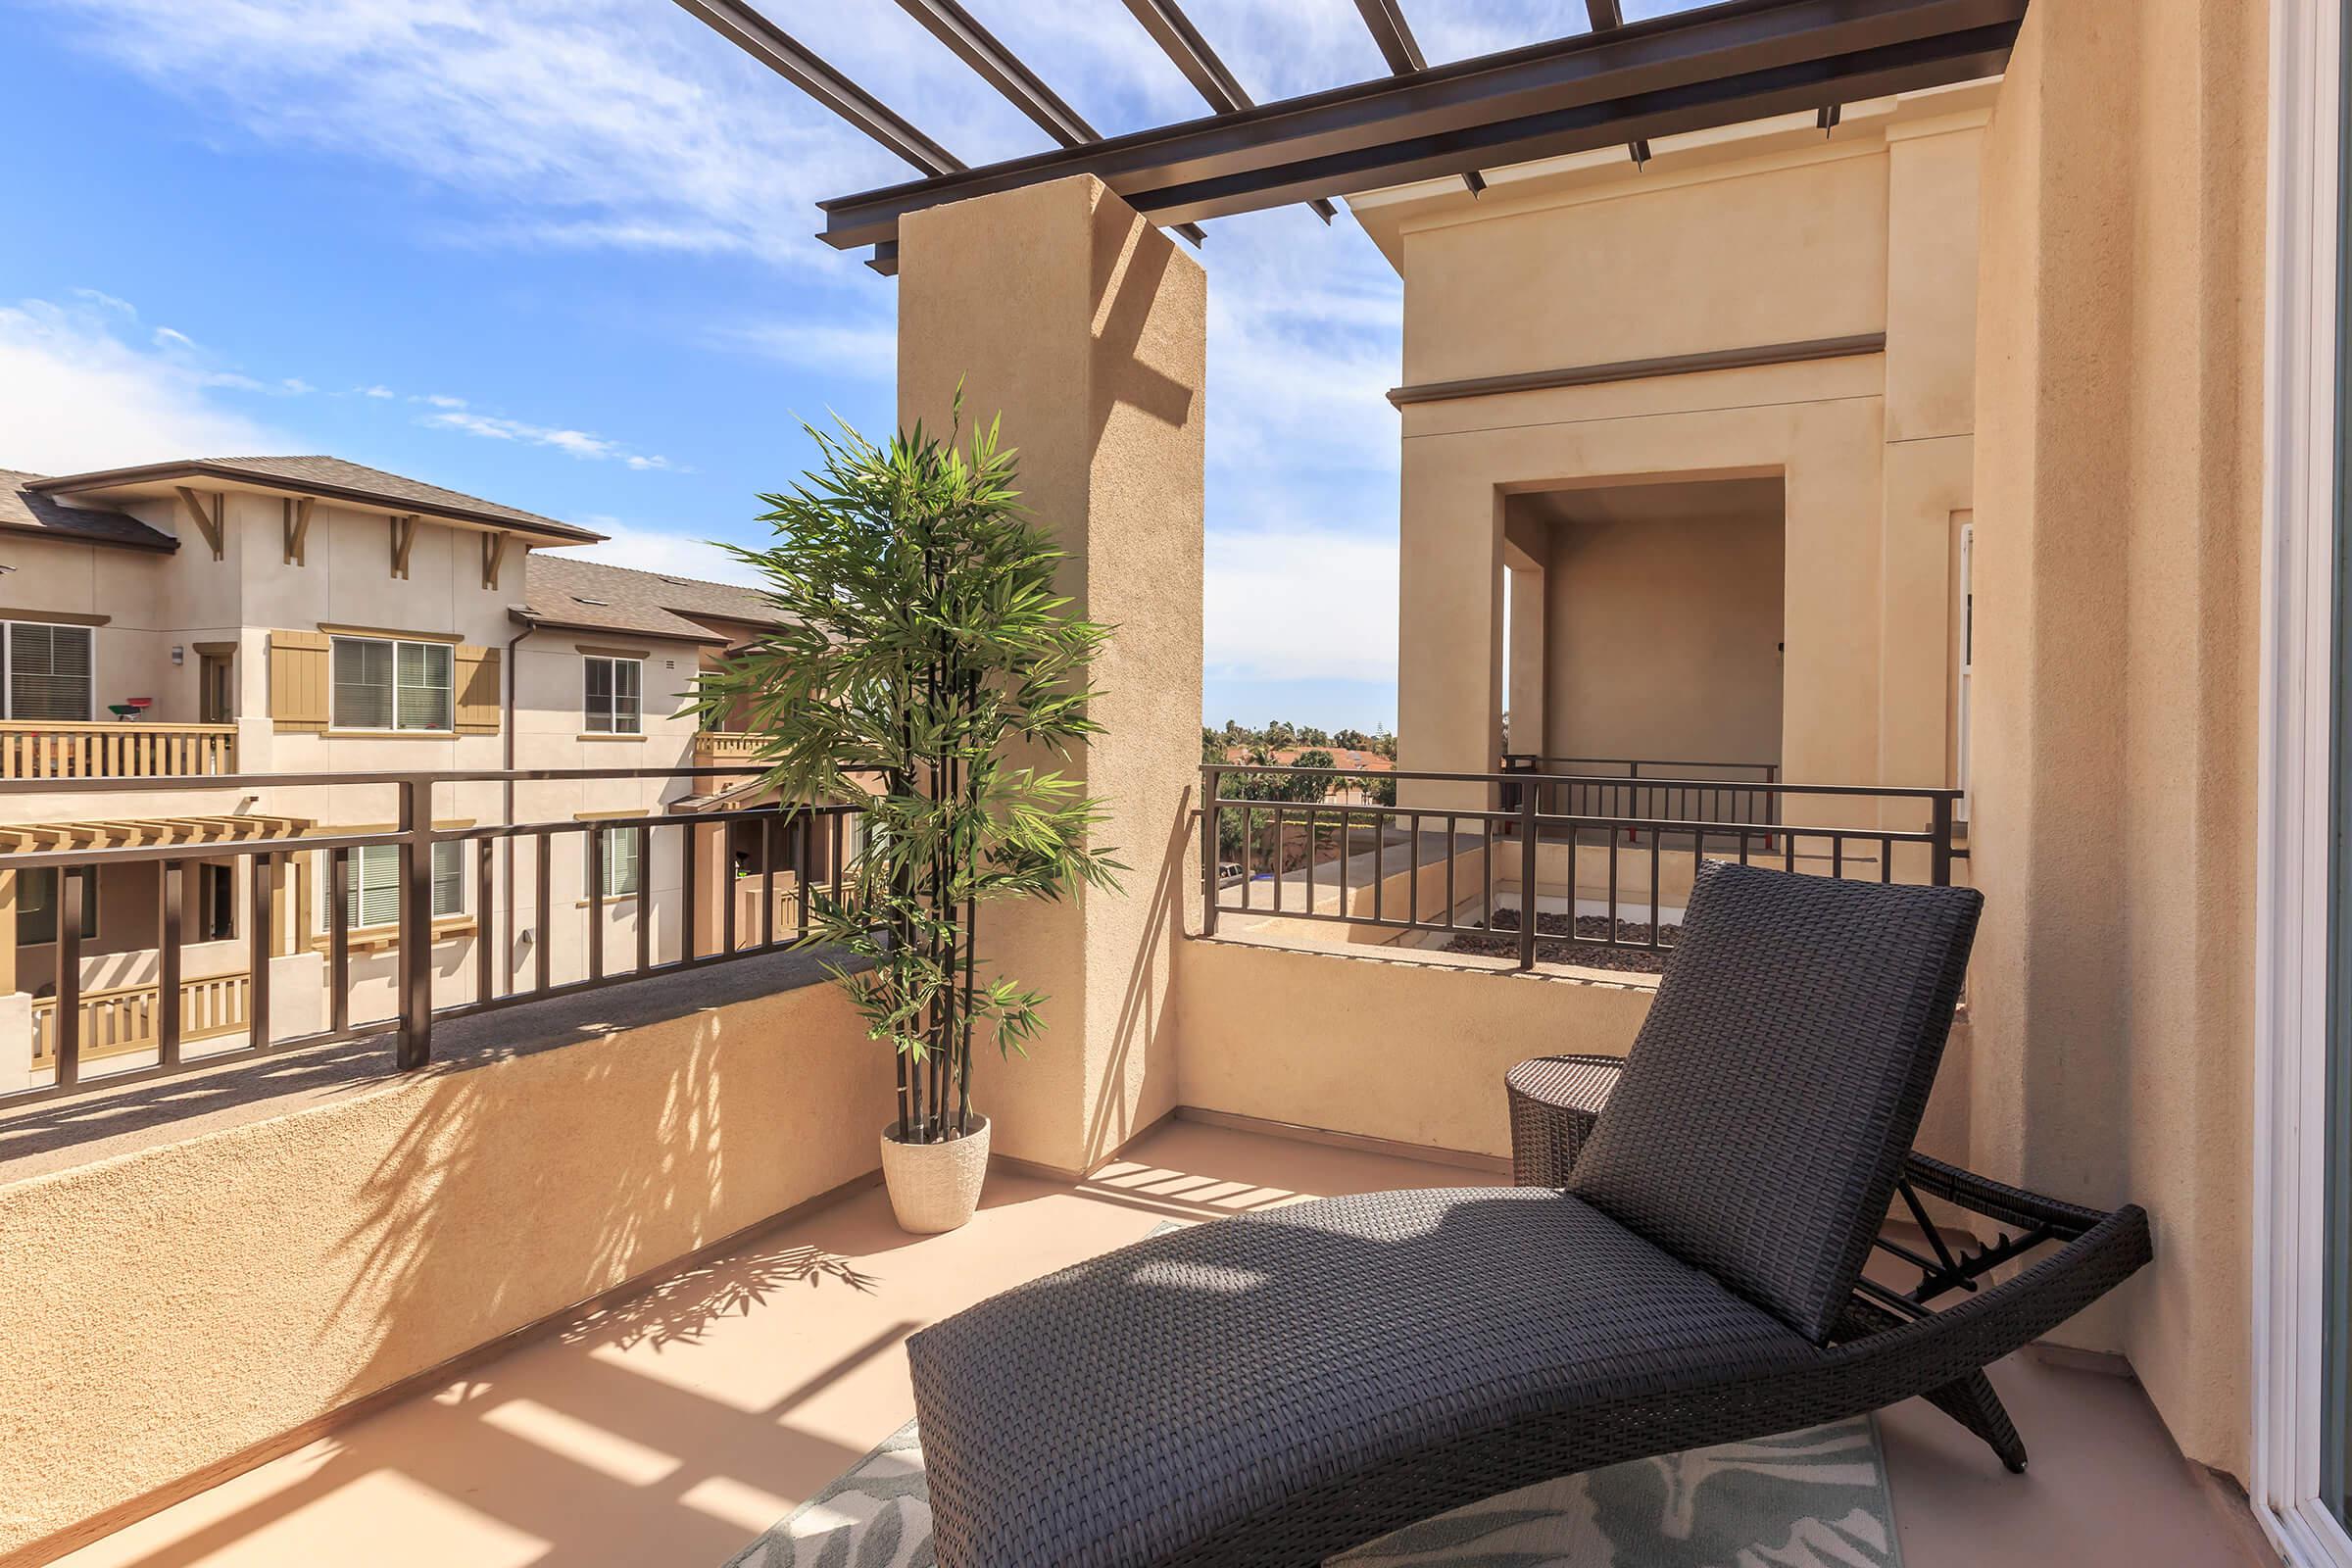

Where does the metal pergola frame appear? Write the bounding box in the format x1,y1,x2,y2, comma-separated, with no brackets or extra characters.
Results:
669,0,2026,271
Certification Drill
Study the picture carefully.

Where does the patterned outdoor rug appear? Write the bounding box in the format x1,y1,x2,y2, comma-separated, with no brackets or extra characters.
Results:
724,1413,1901,1567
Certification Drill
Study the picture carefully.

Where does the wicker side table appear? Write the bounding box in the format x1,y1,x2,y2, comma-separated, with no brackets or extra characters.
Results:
1504,1054,1626,1187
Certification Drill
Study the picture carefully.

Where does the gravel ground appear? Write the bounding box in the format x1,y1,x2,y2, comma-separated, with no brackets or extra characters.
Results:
1444,907,1682,974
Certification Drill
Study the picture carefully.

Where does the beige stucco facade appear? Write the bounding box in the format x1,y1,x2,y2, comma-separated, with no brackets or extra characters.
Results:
1359,85,1990,819
1965,0,2267,1480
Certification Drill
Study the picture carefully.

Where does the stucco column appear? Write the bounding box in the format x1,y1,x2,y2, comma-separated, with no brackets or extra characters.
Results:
897,175,1205,1177
1968,0,2264,1476
1395,452,1504,812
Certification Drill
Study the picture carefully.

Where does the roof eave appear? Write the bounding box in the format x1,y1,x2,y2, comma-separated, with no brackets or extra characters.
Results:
27,461,608,546
0,516,180,554
509,608,731,647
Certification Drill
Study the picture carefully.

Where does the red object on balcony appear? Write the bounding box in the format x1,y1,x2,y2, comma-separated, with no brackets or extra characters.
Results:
125,698,153,710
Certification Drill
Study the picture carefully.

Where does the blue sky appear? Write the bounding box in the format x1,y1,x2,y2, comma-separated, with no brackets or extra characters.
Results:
0,0,1652,732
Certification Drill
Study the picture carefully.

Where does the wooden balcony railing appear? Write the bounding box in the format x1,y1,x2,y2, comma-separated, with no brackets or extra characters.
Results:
30,971,250,1066
0,722,237,780
693,731,763,762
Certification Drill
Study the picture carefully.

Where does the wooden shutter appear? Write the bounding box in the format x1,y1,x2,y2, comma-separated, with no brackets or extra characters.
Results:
269,631,329,732
454,646,501,733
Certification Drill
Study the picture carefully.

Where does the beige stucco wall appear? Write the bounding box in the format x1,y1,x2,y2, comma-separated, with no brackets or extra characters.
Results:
898,176,1205,1177
1373,88,1990,817
1174,925,1979,1177
1176,936,1653,1158
1538,505,1786,765
1967,0,2265,1477
0,973,892,1557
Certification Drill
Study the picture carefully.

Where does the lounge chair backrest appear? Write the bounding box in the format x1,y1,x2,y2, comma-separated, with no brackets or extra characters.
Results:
1566,859,1982,1344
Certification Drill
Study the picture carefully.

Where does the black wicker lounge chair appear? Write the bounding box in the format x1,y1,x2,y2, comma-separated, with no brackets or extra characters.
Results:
907,861,2151,1567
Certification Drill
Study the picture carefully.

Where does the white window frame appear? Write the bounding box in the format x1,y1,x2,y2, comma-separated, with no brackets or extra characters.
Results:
588,825,643,900
329,635,454,733
583,656,644,735
0,620,95,723
328,842,466,931
2254,0,2352,1560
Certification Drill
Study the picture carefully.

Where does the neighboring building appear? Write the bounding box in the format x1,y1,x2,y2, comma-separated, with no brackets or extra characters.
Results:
0,457,808,1083
1359,83,1991,828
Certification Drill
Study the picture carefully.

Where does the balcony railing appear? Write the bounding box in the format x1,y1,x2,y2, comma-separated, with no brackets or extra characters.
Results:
0,721,237,780
1501,754,1781,830
29,971,249,1066
694,731,764,762
1202,761,1962,969
0,764,858,1109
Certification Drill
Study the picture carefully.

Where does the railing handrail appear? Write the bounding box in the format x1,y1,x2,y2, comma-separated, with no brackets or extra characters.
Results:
1207,760,1960,802
0,719,239,733
1512,753,1779,772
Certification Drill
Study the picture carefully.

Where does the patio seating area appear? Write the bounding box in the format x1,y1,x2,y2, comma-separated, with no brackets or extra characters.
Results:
41,1117,2266,1568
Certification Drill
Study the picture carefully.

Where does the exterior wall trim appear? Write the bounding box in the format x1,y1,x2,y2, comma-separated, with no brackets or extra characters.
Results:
316,622,464,645
0,608,110,627
2254,0,2352,1558
1386,332,1886,407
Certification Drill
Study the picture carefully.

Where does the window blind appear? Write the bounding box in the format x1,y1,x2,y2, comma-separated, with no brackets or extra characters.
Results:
8,623,93,721
344,842,463,927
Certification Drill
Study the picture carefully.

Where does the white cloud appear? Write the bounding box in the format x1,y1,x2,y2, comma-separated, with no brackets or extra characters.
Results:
416,393,466,409
358,384,395,398
1204,525,1397,684
543,524,756,589
420,407,672,471
0,296,275,472
72,287,137,318
150,325,196,349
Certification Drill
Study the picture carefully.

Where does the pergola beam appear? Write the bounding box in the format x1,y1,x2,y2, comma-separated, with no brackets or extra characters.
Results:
1349,0,1483,197
669,0,962,175
891,0,1205,248
1120,0,1339,223
1582,0,1651,167
818,0,2025,250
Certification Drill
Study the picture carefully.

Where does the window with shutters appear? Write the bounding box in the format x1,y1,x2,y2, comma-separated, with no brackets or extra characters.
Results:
584,657,643,734
589,826,642,899
336,842,465,929
3,622,93,721
331,636,453,731
17,868,98,947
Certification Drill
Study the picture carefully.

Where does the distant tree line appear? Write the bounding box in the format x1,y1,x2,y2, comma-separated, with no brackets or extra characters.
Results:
1201,723,1400,864
1202,719,1397,759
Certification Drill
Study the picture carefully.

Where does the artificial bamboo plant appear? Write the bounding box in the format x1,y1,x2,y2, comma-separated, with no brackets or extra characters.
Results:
695,407,1123,1145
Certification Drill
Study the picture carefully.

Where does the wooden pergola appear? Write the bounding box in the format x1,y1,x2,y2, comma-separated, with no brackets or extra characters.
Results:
670,0,2027,272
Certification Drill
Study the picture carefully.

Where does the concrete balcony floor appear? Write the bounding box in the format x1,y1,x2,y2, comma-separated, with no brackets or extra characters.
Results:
55,1121,2276,1568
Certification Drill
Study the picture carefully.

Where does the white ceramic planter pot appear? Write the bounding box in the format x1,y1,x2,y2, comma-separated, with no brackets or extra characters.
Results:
879,1115,991,1234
